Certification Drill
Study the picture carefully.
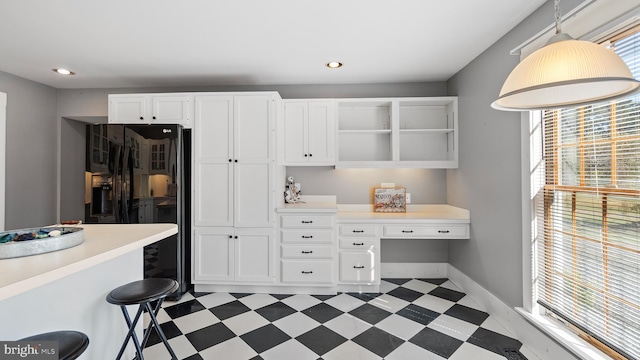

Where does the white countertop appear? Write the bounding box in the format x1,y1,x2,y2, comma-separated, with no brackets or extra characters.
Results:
0,223,177,301
337,204,470,223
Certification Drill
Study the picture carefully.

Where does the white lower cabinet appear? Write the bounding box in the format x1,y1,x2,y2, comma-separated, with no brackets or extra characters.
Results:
279,212,336,286
337,224,380,289
193,227,275,283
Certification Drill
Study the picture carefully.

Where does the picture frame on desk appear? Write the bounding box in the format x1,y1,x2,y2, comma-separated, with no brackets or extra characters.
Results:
373,187,406,213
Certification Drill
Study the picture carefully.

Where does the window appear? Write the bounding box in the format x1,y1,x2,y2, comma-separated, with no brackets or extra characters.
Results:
535,24,640,359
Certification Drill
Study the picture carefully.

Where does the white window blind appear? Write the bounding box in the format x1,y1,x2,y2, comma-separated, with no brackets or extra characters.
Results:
536,25,640,360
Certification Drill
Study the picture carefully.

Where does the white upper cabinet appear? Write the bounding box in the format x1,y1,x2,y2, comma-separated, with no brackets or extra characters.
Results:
336,97,458,168
108,94,192,127
282,100,335,166
194,93,278,228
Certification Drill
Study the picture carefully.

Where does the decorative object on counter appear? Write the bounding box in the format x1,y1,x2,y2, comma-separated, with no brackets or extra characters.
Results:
373,187,406,213
0,226,84,259
284,176,302,204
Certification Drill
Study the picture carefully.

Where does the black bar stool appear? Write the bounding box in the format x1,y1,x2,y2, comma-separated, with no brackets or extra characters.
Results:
19,331,89,360
106,278,179,360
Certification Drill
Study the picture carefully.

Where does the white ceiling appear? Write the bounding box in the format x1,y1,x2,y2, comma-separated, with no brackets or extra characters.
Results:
0,0,545,89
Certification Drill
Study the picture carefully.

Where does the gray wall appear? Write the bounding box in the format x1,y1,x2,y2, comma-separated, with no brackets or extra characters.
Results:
445,0,583,307
0,71,58,229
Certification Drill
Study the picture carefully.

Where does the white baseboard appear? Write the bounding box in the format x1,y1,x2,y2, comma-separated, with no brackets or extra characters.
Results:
381,262,448,278
447,264,580,360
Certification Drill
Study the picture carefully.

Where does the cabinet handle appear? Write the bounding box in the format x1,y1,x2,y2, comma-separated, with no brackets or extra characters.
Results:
353,265,365,269
228,159,232,162
234,236,238,239
309,154,312,157
301,250,313,254
304,154,308,157
352,230,364,233
402,230,414,233
139,116,144,120
234,159,238,163
301,220,313,224
228,235,232,239
301,271,313,274
153,116,156,120
353,242,364,246
438,230,450,234
301,235,313,239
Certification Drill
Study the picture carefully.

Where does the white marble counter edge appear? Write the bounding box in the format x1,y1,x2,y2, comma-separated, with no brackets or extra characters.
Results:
0,224,177,301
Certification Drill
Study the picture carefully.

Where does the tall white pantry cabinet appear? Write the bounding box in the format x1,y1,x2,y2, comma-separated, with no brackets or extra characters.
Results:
192,93,282,289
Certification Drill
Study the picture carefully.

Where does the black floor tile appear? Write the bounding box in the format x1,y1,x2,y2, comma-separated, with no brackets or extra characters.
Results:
163,299,206,319
249,356,264,360
387,286,424,302
183,354,204,360
296,325,347,356
352,327,404,358
409,327,464,358
185,323,236,352
270,294,293,300
313,294,336,301
255,301,297,322
444,304,490,326
468,327,523,356
302,303,344,323
230,292,252,299
429,287,466,302
396,304,440,326
348,303,392,325
209,300,251,321
345,292,382,301
382,278,412,285
145,320,182,347
241,324,291,353
417,278,448,285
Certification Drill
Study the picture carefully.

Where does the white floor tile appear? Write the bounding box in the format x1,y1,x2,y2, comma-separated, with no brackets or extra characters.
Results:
427,314,479,342
402,279,439,294
385,342,447,360
195,292,237,309
441,280,462,292
323,293,366,313
322,340,382,360
456,295,486,312
238,293,279,310
260,339,319,360
272,312,320,338
375,314,424,340
324,313,371,339
379,280,400,293
280,294,322,311
412,294,456,313
369,294,410,313
198,336,257,360
142,334,197,360
223,311,270,335
519,344,542,360
448,342,506,360
172,309,220,334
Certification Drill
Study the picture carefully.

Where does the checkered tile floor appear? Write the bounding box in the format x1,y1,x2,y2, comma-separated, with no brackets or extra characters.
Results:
142,279,536,360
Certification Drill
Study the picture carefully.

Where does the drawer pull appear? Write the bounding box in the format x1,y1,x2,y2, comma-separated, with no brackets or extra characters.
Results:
438,230,450,234
402,230,414,233
301,235,313,239
353,242,364,246
353,265,365,269
301,271,313,274
352,230,365,233
301,250,313,254
301,220,313,224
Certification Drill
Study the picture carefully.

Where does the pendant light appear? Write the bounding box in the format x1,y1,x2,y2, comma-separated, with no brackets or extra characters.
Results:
491,0,639,111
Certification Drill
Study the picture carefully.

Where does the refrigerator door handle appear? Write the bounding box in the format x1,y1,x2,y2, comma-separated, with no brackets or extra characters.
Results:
121,145,131,223
113,145,122,223
127,148,134,223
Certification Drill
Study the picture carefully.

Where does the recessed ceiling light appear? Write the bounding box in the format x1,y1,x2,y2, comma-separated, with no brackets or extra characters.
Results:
326,61,343,69
52,68,75,75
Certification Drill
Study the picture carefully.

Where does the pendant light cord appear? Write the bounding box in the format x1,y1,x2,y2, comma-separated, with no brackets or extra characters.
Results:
554,0,562,34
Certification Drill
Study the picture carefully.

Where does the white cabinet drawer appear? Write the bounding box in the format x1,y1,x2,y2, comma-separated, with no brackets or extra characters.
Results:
383,224,469,239
339,238,377,250
339,252,376,283
282,245,333,259
281,260,333,283
338,225,378,237
280,230,333,244
281,215,334,229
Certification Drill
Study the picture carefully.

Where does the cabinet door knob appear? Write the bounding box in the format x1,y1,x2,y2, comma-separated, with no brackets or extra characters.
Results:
234,159,238,163
304,154,308,157
301,271,313,274
301,250,313,254
438,230,450,234
402,230,414,233
229,159,232,162
309,154,312,157
234,235,238,239
139,116,144,120
353,242,364,246
353,265,365,269
153,116,156,120
228,235,232,238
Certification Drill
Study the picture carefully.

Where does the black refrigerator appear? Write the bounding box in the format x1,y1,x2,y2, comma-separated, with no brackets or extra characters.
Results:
86,123,191,300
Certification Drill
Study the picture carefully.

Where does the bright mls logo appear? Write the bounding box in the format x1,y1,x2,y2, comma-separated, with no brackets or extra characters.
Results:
162,128,172,134
0,341,57,360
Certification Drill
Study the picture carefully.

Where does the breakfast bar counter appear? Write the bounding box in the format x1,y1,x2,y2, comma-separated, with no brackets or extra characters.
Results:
0,223,177,359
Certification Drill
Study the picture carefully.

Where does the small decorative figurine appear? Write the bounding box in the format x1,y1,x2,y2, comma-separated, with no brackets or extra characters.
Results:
284,176,301,204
